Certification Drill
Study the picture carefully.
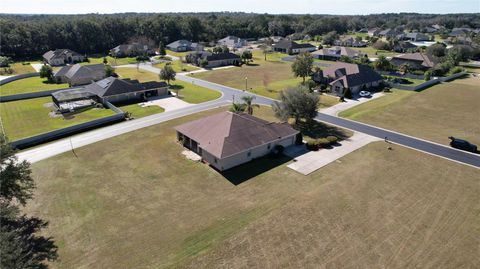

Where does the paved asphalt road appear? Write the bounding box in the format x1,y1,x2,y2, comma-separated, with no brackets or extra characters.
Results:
17,63,480,169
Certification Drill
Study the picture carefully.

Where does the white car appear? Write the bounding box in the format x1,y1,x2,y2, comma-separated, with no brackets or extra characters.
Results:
359,91,371,97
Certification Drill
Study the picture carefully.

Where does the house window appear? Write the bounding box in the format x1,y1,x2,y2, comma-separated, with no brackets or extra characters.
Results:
247,151,251,157
214,158,218,163
267,143,271,149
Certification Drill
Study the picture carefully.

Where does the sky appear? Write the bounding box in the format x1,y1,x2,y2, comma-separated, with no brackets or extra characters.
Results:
1,0,479,15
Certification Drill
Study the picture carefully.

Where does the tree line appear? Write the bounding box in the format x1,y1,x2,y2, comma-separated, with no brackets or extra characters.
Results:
1,12,479,59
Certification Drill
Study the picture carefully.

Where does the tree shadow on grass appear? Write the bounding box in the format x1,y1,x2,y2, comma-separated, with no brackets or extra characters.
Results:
296,120,351,140
219,154,292,185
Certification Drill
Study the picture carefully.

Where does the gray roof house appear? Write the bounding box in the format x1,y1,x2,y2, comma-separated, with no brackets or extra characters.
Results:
110,43,155,57
217,36,248,48
166,40,203,52
175,111,299,171
334,36,367,47
312,62,384,96
186,51,241,68
392,41,417,53
390,53,436,70
378,28,403,38
53,64,106,86
311,46,367,61
51,77,169,112
403,33,431,42
43,49,85,66
272,40,316,54
368,28,381,37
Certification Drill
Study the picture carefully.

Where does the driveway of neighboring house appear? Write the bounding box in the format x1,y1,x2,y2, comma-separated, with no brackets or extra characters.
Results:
284,132,381,175
139,95,193,111
319,92,384,116
31,63,44,72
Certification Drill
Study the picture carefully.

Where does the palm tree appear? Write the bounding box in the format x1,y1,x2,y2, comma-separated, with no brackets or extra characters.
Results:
241,95,260,115
229,102,246,113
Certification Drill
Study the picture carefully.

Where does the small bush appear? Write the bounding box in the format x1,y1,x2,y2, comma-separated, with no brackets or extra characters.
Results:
317,138,331,148
326,136,338,144
449,66,463,74
306,139,319,151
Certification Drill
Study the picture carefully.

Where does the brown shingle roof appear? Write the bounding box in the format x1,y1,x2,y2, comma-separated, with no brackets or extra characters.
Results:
175,112,299,158
392,53,435,68
323,62,383,88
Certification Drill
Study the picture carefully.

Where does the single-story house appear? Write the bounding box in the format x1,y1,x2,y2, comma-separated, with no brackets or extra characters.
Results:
392,41,417,53
166,40,203,52
53,63,106,86
312,62,384,96
334,36,367,47
403,33,431,42
311,46,367,61
110,43,155,57
43,49,85,66
175,111,299,171
51,77,168,111
378,28,403,39
390,53,436,70
217,36,248,48
272,40,316,54
368,28,381,37
422,26,438,34
186,51,241,68
449,27,473,37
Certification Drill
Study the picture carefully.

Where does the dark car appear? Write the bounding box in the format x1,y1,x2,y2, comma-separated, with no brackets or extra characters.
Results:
448,136,478,153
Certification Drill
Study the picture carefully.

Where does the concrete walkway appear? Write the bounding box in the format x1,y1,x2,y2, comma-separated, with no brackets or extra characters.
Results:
139,96,192,112
31,63,43,72
319,92,384,116
285,133,381,175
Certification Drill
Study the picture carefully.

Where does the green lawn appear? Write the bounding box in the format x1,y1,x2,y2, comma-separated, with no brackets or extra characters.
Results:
83,56,138,66
8,62,37,74
0,97,115,141
153,60,200,73
339,76,480,146
166,49,190,58
354,46,398,58
26,105,480,269
384,76,426,87
0,76,69,96
117,103,165,118
115,67,221,104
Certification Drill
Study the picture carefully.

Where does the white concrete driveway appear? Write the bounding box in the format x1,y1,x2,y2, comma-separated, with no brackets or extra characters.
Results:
284,133,381,175
139,96,192,112
31,63,44,72
320,92,385,116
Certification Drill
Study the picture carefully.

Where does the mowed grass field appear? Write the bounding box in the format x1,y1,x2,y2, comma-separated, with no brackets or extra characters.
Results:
115,67,221,103
26,106,480,269
83,56,138,66
340,76,480,146
0,97,115,140
0,76,69,96
153,60,200,73
191,50,339,107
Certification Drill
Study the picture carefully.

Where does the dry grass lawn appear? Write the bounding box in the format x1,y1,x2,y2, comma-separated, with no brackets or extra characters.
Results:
26,106,480,269
340,76,480,146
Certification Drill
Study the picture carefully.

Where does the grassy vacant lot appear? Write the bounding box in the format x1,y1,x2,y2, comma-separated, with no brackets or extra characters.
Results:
0,97,115,140
83,56,138,66
27,106,480,269
166,49,190,58
340,76,480,146
115,67,221,104
0,76,69,96
355,46,398,58
117,103,165,118
153,60,200,73
5,62,37,74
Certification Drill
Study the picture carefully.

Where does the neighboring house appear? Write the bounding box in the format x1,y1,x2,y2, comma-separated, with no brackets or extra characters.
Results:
166,40,203,52
53,64,106,86
403,33,431,42
311,46,367,61
43,49,85,66
174,111,299,171
51,77,168,111
390,53,436,70
449,28,474,37
392,41,417,53
422,26,438,34
378,28,403,39
312,62,384,96
334,36,367,47
186,51,241,68
217,36,247,48
272,40,316,54
110,43,155,57
368,28,381,37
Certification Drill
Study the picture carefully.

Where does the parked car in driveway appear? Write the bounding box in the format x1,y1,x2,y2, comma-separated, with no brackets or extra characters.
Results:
359,90,371,97
448,136,478,153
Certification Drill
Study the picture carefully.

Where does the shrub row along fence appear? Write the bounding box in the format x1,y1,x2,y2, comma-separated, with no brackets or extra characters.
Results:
387,71,468,91
379,71,425,80
0,72,39,85
11,101,125,150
